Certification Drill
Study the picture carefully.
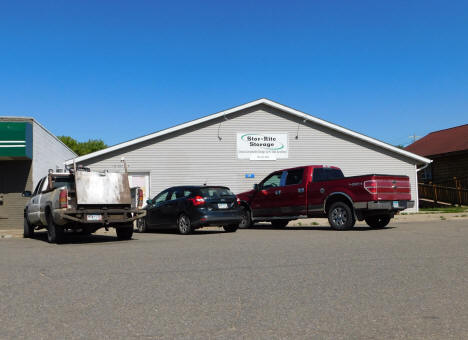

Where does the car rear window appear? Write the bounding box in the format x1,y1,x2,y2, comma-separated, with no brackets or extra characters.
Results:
199,187,234,198
312,168,344,182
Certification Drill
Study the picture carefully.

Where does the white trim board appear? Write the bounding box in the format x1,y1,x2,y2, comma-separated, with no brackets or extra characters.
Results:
64,98,432,165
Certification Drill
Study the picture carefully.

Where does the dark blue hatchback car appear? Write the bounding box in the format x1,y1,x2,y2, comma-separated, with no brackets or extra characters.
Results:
137,186,242,234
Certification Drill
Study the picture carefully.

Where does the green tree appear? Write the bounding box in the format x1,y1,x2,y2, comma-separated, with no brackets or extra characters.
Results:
59,136,108,156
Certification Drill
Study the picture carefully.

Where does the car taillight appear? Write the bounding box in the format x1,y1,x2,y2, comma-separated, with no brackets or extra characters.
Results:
59,189,68,208
364,180,378,194
236,197,241,205
138,189,143,208
189,195,205,206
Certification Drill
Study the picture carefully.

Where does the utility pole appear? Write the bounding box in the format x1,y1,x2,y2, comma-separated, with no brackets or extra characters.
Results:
409,133,420,143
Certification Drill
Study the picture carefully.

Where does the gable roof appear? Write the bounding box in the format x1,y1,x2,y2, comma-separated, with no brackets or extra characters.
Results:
405,124,468,157
65,98,431,165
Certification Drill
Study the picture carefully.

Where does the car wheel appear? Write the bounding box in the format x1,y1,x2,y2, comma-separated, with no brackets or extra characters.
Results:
116,224,134,240
328,202,355,231
177,214,193,235
365,215,391,229
137,218,147,233
271,220,289,228
238,206,252,229
223,224,238,232
23,215,34,238
46,213,64,244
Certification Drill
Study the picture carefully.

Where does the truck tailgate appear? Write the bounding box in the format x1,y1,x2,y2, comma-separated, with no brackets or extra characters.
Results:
75,171,131,205
363,175,411,201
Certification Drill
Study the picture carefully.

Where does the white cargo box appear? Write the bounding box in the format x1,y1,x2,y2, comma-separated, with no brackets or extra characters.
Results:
75,171,131,205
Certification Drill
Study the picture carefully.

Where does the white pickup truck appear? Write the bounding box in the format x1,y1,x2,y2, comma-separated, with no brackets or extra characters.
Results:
23,168,145,243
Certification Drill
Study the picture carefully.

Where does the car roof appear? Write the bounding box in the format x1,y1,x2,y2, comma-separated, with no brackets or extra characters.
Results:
167,185,230,190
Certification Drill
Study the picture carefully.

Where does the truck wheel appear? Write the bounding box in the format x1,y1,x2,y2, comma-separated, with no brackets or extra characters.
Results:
23,216,34,238
238,206,252,229
116,224,134,240
223,224,238,233
137,218,147,233
328,202,355,231
177,214,193,235
46,213,64,244
365,215,391,229
271,220,289,228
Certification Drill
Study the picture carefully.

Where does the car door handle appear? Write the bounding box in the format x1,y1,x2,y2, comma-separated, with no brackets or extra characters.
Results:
298,188,304,193
275,190,281,195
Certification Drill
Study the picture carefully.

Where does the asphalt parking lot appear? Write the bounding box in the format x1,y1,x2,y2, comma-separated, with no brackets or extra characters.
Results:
1,219,468,339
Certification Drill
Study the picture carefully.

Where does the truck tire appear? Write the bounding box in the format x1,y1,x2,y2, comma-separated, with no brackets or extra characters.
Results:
23,216,34,238
238,206,252,229
46,213,64,244
328,202,355,231
177,214,193,235
271,220,289,228
116,224,134,240
365,215,391,229
223,224,238,233
137,218,147,233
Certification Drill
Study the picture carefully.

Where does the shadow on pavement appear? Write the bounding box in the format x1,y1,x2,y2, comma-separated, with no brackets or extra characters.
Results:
137,228,226,236
30,231,124,244
248,224,395,231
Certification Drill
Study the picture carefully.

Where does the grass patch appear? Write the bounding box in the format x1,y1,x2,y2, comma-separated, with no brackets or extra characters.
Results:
419,207,468,214
440,216,446,220
312,222,319,226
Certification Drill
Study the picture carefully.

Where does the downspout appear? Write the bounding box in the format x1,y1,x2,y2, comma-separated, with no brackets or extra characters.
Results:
416,162,431,172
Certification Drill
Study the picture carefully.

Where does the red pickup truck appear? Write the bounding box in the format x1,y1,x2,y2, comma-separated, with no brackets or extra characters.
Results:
236,165,414,230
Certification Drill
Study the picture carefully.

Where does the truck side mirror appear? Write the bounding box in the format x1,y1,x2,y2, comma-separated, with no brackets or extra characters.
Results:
146,199,153,205
22,191,32,197
253,184,259,191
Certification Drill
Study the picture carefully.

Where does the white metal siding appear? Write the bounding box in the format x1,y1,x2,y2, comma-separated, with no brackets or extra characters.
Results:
32,121,76,188
80,105,419,211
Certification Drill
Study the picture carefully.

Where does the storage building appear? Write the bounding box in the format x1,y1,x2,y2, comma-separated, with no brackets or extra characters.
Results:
66,99,431,212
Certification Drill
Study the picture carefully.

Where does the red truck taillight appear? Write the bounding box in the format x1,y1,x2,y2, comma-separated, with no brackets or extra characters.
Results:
189,195,205,206
364,180,378,194
59,189,68,208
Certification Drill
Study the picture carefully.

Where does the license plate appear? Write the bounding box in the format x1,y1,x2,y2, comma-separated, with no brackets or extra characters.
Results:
392,201,399,208
218,203,228,209
87,214,102,221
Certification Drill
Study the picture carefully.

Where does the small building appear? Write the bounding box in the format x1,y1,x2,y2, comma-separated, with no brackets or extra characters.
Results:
66,99,430,212
405,124,468,187
0,117,76,230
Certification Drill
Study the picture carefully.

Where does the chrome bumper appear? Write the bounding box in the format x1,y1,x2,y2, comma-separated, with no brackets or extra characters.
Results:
354,200,414,210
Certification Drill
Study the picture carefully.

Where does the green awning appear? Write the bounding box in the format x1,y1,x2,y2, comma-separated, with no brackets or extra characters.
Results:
0,122,33,159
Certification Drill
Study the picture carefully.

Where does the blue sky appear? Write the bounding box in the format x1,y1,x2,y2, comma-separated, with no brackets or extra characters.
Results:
1,1,467,147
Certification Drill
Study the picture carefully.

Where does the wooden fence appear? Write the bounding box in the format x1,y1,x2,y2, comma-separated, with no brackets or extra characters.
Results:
419,182,468,206
428,176,468,190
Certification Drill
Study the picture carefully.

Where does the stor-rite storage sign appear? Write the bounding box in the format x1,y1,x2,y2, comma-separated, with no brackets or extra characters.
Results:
237,133,288,160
